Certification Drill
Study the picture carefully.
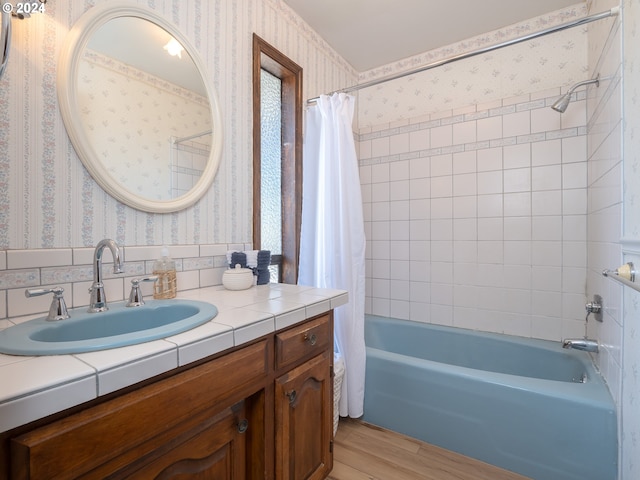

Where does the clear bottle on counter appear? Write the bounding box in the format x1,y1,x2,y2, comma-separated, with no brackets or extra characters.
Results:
153,246,177,299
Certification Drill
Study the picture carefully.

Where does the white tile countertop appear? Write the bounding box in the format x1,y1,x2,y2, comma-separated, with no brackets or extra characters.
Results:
0,283,348,433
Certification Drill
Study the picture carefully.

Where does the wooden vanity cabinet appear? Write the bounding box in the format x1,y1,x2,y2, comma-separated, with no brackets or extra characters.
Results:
4,312,334,480
10,338,268,480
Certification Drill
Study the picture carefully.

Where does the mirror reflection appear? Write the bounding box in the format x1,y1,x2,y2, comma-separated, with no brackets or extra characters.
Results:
79,17,213,201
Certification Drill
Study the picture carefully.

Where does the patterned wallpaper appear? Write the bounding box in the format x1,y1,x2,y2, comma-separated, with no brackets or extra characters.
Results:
0,0,356,249
356,4,589,128
621,0,640,477
0,0,591,250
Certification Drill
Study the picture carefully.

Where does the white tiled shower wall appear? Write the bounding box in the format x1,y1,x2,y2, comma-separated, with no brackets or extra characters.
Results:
359,90,590,342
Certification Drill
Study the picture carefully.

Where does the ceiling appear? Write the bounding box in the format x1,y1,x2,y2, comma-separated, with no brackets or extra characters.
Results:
87,17,206,96
283,0,585,71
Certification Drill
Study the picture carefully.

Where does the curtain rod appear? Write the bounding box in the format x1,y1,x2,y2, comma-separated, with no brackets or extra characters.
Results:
307,7,619,104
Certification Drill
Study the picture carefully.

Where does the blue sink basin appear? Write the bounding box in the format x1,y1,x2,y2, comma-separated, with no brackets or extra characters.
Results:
0,299,218,356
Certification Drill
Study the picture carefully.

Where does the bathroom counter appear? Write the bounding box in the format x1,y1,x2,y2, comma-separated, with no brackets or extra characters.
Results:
0,283,348,433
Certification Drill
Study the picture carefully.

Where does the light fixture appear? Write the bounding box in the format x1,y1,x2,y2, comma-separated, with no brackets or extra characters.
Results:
10,0,47,19
0,9,10,79
0,0,46,79
551,75,600,113
163,38,184,58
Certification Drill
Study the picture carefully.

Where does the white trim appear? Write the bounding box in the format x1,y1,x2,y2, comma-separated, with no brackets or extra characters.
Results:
621,238,640,255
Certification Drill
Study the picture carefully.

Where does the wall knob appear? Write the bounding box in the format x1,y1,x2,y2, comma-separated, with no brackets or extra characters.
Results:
585,294,603,322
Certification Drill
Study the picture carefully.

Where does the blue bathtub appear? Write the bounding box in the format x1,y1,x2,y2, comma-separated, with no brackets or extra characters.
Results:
362,315,617,480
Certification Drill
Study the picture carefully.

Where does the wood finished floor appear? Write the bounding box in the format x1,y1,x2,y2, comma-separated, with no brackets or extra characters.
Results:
329,418,531,480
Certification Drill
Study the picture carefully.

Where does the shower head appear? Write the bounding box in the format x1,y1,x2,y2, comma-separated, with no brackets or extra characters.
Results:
551,93,572,114
551,75,600,113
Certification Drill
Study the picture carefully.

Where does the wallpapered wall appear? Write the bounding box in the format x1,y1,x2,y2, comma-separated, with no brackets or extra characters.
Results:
595,0,640,477
356,4,589,127
0,0,357,250
0,0,590,251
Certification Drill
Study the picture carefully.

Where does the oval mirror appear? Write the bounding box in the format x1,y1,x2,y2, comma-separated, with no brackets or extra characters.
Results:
57,2,222,213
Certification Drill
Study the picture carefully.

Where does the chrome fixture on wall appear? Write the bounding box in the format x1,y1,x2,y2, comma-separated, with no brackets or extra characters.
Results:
0,0,47,80
603,262,640,293
562,338,599,352
551,75,600,113
585,294,603,322
0,8,10,80
562,294,603,353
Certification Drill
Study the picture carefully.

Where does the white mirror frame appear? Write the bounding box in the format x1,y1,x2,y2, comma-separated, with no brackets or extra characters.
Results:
57,2,223,213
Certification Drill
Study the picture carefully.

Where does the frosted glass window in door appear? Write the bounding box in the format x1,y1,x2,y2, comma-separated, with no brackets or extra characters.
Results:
260,69,282,282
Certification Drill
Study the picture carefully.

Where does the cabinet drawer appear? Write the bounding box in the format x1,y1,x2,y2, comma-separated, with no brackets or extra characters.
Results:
275,314,331,371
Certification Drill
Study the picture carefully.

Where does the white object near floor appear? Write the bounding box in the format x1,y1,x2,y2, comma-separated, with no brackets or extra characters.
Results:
333,353,345,436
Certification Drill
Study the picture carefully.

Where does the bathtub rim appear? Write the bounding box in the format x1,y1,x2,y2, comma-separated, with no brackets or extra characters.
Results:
364,314,615,410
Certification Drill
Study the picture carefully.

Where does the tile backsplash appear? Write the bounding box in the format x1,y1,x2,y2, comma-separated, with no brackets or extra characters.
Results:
0,243,250,321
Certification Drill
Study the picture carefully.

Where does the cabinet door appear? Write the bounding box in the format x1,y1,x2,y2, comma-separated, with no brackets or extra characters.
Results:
275,352,332,480
123,401,248,480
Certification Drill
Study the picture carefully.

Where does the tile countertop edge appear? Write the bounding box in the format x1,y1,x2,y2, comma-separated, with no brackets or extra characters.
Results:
0,284,347,433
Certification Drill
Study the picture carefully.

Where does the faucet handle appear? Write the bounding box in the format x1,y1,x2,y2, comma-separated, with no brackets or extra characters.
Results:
25,287,70,321
127,276,158,307
585,294,603,322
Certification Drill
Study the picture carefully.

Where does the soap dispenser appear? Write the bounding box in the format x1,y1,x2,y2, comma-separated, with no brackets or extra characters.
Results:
153,246,177,299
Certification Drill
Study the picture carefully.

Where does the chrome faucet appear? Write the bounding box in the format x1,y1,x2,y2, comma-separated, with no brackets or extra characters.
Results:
88,239,123,313
562,338,599,352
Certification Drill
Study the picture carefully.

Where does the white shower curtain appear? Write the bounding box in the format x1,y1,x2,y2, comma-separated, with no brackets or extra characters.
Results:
298,93,366,418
